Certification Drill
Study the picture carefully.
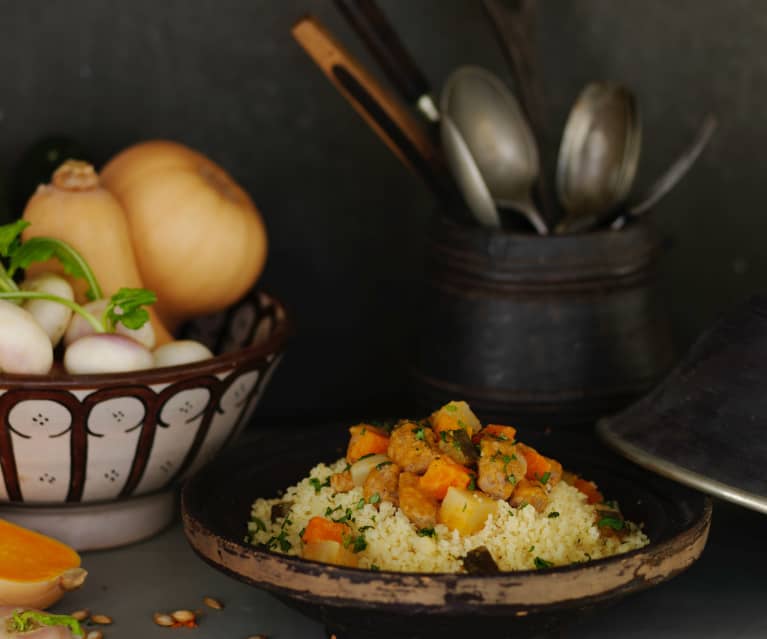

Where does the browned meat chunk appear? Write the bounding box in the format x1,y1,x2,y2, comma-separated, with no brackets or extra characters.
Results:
436,429,479,468
363,461,400,506
330,470,355,493
509,478,549,513
477,438,527,500
398,471,438,529
387,422,438,474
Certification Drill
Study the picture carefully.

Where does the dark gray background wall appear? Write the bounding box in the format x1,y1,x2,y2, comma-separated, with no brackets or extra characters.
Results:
0,1,762,418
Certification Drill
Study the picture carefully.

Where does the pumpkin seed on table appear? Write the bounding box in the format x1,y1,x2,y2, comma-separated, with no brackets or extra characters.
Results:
203,596,224,610
170,610,196,623
85,631,104,639
70,609,89,621
90,614,113,625
153,613,175,627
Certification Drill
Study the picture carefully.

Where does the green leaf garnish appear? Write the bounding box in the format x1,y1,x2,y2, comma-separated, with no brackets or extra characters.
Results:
252,516,267,532
104,287,156,331
597,516,625,531
8,236,103,300
416,527,436,538
534,557,554,570
540,471,551,485
548,511,560,519
9,610,83,637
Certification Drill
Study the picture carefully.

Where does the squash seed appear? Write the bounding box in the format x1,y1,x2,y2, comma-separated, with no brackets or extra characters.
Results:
153,613,175,627
203,596,224,610
85,632,104,639
70,610,89,621
90,614,113,625
171,610,196,624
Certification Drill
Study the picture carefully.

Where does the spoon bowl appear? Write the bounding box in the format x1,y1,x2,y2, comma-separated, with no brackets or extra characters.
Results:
556,83,641,234
441,66,548,234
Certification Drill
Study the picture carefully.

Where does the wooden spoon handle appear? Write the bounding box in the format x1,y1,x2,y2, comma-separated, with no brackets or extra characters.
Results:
292,16,445,185
333,0,439,123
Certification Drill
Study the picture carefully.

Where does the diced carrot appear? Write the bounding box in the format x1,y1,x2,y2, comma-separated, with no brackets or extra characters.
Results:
517,443,552,482
479,424,517,442
419,456,473,500
573,478,604,505
301,516,349,545
346,424,390,463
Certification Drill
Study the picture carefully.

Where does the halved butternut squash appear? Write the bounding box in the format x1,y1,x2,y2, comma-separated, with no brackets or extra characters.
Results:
0,519,87,609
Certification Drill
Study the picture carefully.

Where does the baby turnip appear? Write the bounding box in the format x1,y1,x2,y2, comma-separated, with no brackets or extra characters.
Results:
64,298,156,349
21,273,74,346
0,300,53,374
64,334,153,374
153,340,213,368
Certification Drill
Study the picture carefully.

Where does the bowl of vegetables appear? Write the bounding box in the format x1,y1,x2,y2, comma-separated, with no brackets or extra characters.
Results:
0,146,289,550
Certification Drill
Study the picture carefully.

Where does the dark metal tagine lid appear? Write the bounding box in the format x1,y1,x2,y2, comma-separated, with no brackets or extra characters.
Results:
597,293,767,515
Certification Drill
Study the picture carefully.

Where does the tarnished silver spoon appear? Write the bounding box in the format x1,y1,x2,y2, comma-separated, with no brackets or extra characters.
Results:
555,83,641,234
441,66,548,234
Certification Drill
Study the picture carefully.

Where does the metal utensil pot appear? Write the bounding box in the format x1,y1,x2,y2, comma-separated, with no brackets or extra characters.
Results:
411,217,674,426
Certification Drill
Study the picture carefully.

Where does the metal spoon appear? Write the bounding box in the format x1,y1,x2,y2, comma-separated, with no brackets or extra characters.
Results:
441,66,548,234
611,114,717,230
555,83,641,234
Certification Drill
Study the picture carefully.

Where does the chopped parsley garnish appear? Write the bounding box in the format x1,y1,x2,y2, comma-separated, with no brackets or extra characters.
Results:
534,557,554,569
539,471,551,485
548,511,560,519
267,531,292,552
598,516,625,531
252,516,267,532
332,508,354,524
369,493,381,505
357,452,377,461
445,404,458,413
467,476,477,491
371,563,381,571
413,426,426,440
440,431,449,443
298,527,306,538
358,525,374,532
528,545,535,552
417,527,436,538
507,474,517,484
325,505,342,517
376,461,393,471
356,498,366,510
343,533,368,553
309,476,330,494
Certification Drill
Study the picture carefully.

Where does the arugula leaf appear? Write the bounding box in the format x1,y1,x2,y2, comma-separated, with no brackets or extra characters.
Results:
8,236,103,301
0,220,29,258
104,287,157,330
9,610,83,637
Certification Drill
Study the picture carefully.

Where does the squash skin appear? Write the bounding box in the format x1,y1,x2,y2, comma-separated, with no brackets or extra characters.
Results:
21,161,173,345
101,140,268,331
0,520,87,610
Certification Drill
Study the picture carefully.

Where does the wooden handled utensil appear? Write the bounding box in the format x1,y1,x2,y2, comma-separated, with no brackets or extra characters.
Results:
292,16,455,205
332,0,440,124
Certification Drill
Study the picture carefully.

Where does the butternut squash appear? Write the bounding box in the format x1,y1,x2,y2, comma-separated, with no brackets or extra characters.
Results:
100,140,268,331
0,519,87,609
21,160,173,344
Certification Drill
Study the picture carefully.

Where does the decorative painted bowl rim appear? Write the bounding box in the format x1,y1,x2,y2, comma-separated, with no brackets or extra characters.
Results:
0,290,292,389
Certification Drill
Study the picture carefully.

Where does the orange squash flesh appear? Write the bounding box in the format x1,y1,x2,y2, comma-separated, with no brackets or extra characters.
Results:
0,519,86,609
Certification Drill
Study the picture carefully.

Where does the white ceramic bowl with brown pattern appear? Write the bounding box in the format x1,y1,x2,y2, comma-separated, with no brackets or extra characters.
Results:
0,291,290,550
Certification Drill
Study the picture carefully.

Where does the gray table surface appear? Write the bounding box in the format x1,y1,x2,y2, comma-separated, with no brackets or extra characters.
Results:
55,495,767,639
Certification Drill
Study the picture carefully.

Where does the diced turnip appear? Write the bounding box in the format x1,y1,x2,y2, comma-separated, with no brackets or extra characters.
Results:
350,453,390,487
21,273,74,346
0,300,53,374
439,486,498,536
64,298,156,349
64,334,153,374
153,340,213,368
301,540,358,567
